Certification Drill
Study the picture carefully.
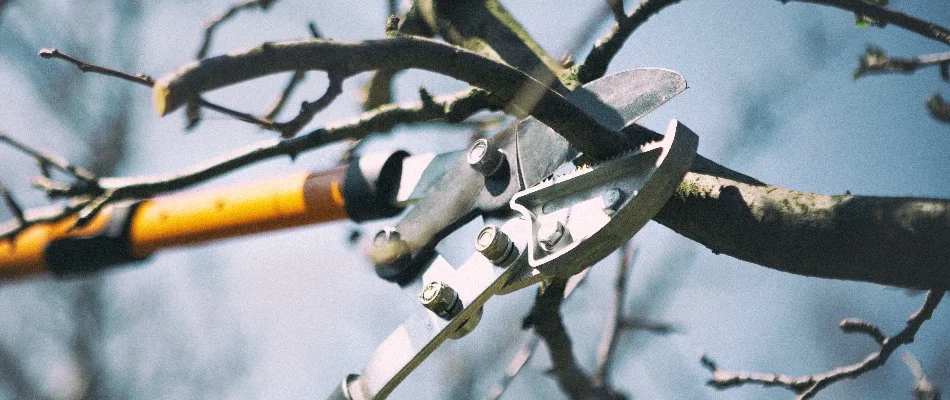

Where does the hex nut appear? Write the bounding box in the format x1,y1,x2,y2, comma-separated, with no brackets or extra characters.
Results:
475,225,513,265
418,281,463,319
537,220,566,251
467,139,505,177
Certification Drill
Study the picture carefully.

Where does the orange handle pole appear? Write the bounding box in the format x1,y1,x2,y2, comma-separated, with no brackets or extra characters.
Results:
129,167,348,257
0,209,114,279
0,167,349,280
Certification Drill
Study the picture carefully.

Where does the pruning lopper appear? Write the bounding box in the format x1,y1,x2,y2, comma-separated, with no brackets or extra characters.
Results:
0,69,697,399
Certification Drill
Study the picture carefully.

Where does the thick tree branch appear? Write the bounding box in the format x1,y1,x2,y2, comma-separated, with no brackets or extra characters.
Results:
150,36,640,159
655,156,950,290
701,290,944,399
410,0,567,91
785,0,950,46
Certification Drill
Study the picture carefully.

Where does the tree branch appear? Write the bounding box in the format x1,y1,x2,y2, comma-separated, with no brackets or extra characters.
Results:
592,242,635,387
38,48,284,132
784,0,950,46
701,289,944,399
196,0,280,60
655,156,950,290
150,36,640,159
902,352,941,400
523,278,625,400
854,47,950,79
0,88,497,239
578,0,682,84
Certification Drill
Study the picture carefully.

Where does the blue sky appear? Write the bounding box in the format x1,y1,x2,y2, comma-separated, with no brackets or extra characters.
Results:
0,1,947,399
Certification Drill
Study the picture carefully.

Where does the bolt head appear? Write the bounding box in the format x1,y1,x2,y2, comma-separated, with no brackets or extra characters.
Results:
475,225,513,265
419,281,462,319
370,227,411,281
537,220,565,251
602,188,624,214
467,139,504,176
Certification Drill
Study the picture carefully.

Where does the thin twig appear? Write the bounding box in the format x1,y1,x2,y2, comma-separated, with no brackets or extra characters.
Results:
196,0,280,59
524,278,626,400
901,352,941,400
0,183,26,226
270,72,347,137
38,47,304,134
787,0,950,46
701,289,945,400
0,88,495,239
854,47,950,79
606,0,626,22
927,94,950,124
38,48,155,86
0,130,98,183
260,22,322,122
262,70,307,120
486,270,593,400
578,0,681,84
592,242,636,387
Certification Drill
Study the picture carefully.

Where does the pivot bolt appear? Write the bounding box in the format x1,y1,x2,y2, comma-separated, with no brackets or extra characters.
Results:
537,220,567,251
475,225,513,265
370,227,411,281
467,138,505,177
419,281,463,319
601,188,624,215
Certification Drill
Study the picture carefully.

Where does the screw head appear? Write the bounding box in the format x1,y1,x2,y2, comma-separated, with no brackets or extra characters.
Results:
370,227,411,281
537,220,566,251
419,281,462,319
467,139,505,176
602,188,624,215
475,225,513,265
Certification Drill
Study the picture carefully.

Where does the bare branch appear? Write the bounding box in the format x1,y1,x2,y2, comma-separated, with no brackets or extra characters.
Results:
261,22,321,121
0,130,98,183
486,270,593,400
854,47,950,79
38,48,155,87
702,290,945,399
150,36,641,159
196,0,280,60
606,0,626,22
0,183,26,226
270,72,346,138
839,318,886,345
262,70,306,120
0,88,495,239
39,47,312,134
74,90,492,199
524,278,626,400
902,353,941,400
785,0,950,46
656,156,950,290
578,0,681,84
593,242,636,387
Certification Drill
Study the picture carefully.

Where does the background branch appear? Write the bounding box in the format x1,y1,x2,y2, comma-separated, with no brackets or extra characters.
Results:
787,0,950,45
701,289,945,399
